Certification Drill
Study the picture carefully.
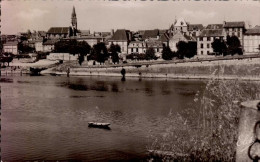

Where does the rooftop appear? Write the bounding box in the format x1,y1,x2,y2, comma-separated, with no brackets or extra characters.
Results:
245,26,260,35
47,27,70,34
206,24,223,29
109,29,131,41
188,24,204,31
3,41,18,46
224,21,245,28
143,29,159,39
199,29,224,37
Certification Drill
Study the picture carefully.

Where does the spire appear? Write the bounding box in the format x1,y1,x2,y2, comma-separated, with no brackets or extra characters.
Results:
72,6,76,17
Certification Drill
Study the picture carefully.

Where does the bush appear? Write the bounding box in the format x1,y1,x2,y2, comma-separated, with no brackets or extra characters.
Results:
148,70,260,161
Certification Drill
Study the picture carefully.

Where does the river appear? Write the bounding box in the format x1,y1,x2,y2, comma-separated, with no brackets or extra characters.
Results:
1,75,205,161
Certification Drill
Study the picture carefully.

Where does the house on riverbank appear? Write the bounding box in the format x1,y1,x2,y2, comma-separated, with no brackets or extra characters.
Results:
3,41,18,55
244,26,260,54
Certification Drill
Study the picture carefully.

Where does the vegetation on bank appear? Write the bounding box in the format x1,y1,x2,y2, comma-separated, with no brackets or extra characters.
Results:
147,71,260,161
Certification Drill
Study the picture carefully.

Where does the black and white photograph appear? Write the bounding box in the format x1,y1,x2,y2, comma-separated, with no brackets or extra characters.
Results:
1,0,260,161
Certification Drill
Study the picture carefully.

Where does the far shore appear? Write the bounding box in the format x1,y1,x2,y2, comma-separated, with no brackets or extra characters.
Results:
1,55,260,81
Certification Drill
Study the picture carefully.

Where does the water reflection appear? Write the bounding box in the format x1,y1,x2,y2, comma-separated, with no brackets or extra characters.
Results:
1,75,205,161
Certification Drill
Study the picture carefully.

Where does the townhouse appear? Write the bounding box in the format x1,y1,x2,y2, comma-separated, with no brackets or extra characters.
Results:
197,29,225,56
244,26,260,54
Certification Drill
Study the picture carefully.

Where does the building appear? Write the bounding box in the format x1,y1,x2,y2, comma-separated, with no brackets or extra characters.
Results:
223,21,245,46
42,39,59,52
187,24,204,37
244,26,260,54
206,24,223,30
3,41,18,55
46,7,78,39
107,29,132,54
146,39,164,57
169,18,188,34
197,29,224,57
142,29,160,40
127,41,147,54
169,31,196,52
76,36,105,47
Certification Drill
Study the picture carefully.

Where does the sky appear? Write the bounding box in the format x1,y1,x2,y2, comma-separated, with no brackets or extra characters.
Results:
1,0,260,34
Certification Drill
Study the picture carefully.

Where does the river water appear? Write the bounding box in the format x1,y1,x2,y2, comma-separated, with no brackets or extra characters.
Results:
1,75,205,161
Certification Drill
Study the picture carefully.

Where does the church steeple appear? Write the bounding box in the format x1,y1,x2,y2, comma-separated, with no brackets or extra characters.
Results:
71,6,77,30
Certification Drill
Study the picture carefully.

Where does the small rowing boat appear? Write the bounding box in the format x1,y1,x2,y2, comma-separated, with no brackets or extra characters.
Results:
88,122,110,129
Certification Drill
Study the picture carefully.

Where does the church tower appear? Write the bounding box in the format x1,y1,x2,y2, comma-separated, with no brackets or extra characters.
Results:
71,6,77,30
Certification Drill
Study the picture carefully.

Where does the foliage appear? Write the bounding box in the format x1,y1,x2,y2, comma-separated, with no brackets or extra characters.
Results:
109,43,121,64
226,35,243,55
54,40,91,65
126,53,146,60
162,45,174,60
148,69,260,161
145,47,156,60
88,42,109,64
211,38,227,55
18,42,35,54
176,41,197,59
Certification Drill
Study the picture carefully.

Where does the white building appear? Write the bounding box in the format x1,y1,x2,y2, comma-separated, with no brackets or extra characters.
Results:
128,41,146,54
197,29,224,57
244,26,260,54
3,41,18,55
107,29,131,54
223,21,245,46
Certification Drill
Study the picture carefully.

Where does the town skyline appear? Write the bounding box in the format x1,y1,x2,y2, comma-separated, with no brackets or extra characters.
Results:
2,1,260,35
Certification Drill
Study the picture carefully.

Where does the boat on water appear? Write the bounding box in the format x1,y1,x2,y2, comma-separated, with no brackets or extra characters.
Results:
88,122,110,129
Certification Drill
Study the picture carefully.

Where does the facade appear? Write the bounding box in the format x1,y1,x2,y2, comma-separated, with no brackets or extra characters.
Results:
169,31,196,52
42,39,59,52
197,29,224,57
107,29,131,54
244,26,260,54
3,41,19,55
146,39,164,57
223,21,245,46
35,41,44,52
127,41,146,54
169,18,188,34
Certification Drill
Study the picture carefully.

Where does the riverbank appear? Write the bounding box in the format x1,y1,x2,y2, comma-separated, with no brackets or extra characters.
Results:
42,57,260,81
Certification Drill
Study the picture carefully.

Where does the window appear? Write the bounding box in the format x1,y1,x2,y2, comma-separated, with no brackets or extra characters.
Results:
200,37,203,41
136,48,139,52
207,51,210,55
201,51,203,55
157,48,159,52
207,44,210,48
201,44,204,48
131,48,133,53
207,37,210,41
238,32,240,38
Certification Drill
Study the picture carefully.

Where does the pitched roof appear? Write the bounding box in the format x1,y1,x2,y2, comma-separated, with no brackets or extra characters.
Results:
43,39,59,45
224,21,245,28
174,18,188,27
143,29,159,39
47,27,70,34
199,29,224,37
188,24,204,31
159,33,169,42
170,32,195,42
206,24,223,29
146,40,163,47
245,26,260,35
79,30,90,36
109,29,130,41
3,41,18,46
159,29,168,35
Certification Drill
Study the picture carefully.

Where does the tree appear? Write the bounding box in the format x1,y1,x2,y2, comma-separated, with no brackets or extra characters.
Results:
176,41,187,59
162,45,174,60
109,43,121,64
176,41,197,59
226,35,243,55
89,42,108,64
211,38,227,56
18,42,35,54
145,47,156,60
54,40,91,65
186,42,197,58
77,41,91,65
